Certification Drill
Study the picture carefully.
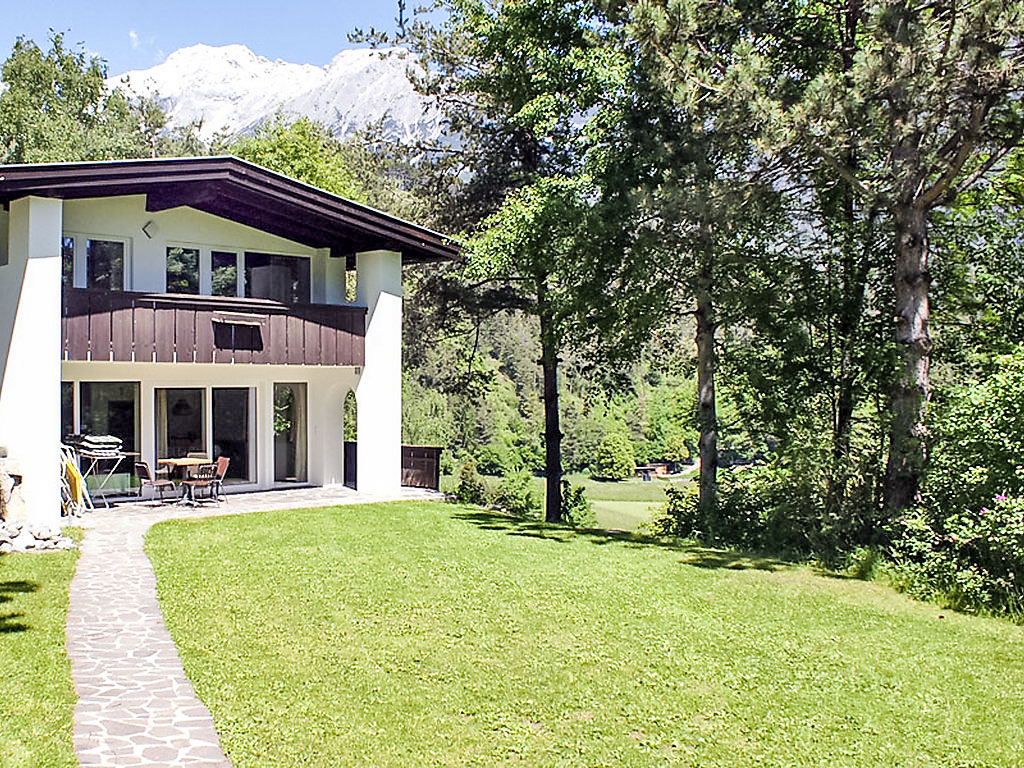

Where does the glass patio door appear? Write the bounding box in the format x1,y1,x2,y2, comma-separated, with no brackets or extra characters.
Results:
273,383,307,483
155,388,206,458
212,387,253,483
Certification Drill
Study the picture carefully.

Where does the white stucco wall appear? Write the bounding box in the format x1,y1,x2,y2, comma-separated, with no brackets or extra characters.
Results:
355,250,403,495
62,196,344,300
62,361,359,492
0,197,63,525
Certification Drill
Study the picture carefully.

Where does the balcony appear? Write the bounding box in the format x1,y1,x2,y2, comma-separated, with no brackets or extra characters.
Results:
61,289,366,367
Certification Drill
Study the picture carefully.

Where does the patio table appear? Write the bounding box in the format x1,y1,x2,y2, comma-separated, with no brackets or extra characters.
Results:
158,458,212,505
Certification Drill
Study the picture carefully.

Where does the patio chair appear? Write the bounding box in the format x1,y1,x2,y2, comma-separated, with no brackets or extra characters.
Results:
135,461,176,503
212,456,231,501
180,463,218,505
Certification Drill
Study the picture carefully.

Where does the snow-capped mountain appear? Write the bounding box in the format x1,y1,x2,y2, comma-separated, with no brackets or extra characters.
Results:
108,44,444,144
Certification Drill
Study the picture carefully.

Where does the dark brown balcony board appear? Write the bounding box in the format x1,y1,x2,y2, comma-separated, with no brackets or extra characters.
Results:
134,304,155,362
62,289,365,367
155,307,175,362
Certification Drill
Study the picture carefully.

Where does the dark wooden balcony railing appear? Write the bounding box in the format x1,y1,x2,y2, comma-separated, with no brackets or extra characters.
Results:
62,289,366,366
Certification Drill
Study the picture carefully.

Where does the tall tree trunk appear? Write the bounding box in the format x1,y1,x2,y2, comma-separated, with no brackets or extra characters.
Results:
694,250,718,527
883,204,932,515
831,0,865,490
826,199,873,515
537,278,563,523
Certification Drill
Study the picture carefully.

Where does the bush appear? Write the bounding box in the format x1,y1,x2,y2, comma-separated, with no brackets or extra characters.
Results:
845,546,882,581
648,456,882,560
475,442,510,476
647,483,701,539
893,346,1024,617
561,480,595,528
492,468,541,518
455,458,488,506
925,347,1024,513
590,431,635,480
889,497,1024,618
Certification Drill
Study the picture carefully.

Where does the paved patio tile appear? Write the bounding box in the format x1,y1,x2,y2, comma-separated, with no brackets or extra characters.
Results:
67,484,442,767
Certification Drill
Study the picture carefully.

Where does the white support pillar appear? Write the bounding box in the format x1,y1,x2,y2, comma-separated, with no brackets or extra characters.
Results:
0,196,63,526
355,249,402,495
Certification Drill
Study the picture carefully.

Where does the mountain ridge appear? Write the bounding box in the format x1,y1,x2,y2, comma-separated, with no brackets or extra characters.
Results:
108,43,443,145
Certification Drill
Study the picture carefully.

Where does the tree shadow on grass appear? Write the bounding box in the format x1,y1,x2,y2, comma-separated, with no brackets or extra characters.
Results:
0,580,37,633
451,510,791,572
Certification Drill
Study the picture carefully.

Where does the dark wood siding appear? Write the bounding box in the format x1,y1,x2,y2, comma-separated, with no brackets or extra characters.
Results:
401,446,442,490
62,288,366,367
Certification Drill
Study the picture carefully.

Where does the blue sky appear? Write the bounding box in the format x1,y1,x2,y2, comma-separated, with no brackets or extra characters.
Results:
3,0,408,74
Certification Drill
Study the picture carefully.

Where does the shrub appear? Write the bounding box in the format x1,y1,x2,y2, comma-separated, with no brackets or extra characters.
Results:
492,468,541,518
561,480,595,528
648,457,881,559
455,457,488,506
648,483,701,539
475,442,510,476
590,431,635,480
845,546,882,581
925,347,1024,513
889,497,1024,617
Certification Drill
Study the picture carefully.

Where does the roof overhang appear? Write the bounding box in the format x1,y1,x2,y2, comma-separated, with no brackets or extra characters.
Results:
0,156,461,266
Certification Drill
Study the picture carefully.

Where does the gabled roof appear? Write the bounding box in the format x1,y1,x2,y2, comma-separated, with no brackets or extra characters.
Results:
0,156,460,265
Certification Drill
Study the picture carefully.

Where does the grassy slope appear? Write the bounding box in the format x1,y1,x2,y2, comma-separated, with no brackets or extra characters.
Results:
441,472,675,530
148,503,1024,768
0,547,79,768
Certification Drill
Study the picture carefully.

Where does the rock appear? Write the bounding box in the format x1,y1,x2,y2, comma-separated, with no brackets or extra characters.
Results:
31,525,58,541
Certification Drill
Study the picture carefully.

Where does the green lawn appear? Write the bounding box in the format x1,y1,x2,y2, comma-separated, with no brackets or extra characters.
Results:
441,471,678,530
147,502,1024,768
0,546,79,768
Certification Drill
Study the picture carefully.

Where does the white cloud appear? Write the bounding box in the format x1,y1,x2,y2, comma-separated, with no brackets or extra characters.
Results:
128,30,139,50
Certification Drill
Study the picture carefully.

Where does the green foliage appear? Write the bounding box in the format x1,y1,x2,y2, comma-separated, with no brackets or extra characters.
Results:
402,374,455,448
926,347,1024,513
648,483,701,539
273,386,294,436
0,34,158,162
590,430,635,481
221,115,364,200
844,547,883,582
343,391,357,444
892,346,1024,617
455,457,487,506
890,499,1024,619
492,468,542,518
560,480,594,528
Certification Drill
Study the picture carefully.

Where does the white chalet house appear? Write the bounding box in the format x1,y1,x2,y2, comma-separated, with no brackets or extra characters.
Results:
0,157,458,526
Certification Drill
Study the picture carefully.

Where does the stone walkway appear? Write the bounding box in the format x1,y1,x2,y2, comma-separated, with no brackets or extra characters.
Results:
67,485,442,767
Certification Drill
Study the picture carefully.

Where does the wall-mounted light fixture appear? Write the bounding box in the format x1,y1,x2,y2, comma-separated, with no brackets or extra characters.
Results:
142,220,156,239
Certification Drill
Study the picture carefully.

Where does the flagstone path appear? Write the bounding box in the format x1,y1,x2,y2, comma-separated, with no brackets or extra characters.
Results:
67,485,442,767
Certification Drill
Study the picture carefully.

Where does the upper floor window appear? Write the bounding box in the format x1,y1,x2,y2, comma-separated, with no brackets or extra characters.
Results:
62,237,74,288
86,239,125,291
245,252,310,304
212,251,239,297
166,246,200,294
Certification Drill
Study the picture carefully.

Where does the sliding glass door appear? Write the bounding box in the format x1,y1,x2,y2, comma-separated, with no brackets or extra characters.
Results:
212,387,252,483
155,386,254,483
155,388,206,458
